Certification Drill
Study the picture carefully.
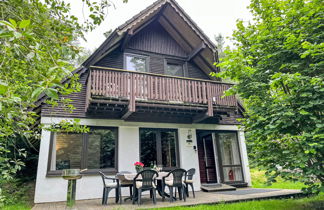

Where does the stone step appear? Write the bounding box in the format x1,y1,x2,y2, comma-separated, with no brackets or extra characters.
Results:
201,183,236,192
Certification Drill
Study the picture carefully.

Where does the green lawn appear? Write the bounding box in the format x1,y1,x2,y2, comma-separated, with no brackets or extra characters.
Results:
157,169,322,210
158,194,324,210
1,203,31,210
251,169,306,189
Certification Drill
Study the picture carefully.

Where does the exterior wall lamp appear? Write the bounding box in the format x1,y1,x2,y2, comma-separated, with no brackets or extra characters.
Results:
186,129,197,152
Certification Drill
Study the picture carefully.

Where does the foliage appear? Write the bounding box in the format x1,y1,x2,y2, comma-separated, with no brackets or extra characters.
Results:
45,119,90,133
214,33,226,59
157,193,324,210
74,48,93,66
0,0,127,205
215,0,324,193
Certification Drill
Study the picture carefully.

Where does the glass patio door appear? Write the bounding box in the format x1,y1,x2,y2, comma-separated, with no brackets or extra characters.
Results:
216,132,244,183
140,128,179,170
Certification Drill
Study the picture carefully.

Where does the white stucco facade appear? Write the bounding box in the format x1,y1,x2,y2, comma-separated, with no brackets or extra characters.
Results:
34,117,251,203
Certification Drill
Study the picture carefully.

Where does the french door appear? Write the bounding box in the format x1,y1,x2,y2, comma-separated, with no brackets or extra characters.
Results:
200,134,218,183
139,128,179,170
216,132,244,183
197,131,244,184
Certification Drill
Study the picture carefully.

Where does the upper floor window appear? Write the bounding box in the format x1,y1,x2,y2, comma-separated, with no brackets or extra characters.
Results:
165,60,184,77
124,53,149,72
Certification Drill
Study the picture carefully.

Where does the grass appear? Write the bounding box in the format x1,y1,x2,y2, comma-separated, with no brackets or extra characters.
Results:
156,169,323,210
251,169,306,189
1,203,31,210
158,193,324,210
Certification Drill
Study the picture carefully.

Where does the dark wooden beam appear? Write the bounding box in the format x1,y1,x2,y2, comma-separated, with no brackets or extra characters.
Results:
198,54,217,72
132,5,167,36
192,112,210,123
161,14,193,49
137,102,207,111
187,42,206,61
121,29,133,50
161,14,216,72
121,108,134,120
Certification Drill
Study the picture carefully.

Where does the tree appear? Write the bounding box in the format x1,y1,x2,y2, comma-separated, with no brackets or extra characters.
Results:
217,0,323,193
0,0,126,190
75,48,93,66
214,33,225,59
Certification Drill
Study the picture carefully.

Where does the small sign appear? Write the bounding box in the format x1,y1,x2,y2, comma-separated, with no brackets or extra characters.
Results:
186,139,193,146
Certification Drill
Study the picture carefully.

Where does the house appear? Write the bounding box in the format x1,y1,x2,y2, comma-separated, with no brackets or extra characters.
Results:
34,0,251,203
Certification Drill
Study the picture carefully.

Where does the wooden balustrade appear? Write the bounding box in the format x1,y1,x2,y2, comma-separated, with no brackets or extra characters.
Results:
87,67,237,114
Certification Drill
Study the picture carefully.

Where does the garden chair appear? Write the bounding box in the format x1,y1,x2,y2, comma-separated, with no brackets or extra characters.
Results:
116,171,133,203
162,168,187,202
99,171,119,205
132,169,158,205
184,168,196,198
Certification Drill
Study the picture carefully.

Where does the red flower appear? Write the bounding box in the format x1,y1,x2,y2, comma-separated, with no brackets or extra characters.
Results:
134,162,144,167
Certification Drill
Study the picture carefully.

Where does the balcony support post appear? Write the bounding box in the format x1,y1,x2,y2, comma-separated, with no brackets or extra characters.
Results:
85,71,92,112
121,73,135,120
207,83,214,117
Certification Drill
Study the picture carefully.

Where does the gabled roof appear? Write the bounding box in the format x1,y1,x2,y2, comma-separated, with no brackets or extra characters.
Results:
83,0,219,77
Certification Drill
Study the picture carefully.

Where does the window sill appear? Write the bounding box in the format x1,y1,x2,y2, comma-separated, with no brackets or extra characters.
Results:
46,168,118,177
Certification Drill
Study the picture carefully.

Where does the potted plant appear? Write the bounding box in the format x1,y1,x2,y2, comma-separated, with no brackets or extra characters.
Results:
134,161,144,173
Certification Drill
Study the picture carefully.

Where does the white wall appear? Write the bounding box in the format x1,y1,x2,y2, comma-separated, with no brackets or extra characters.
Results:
34,117,250,203
118,126,140,173
178,128,201,190
238,130,252,186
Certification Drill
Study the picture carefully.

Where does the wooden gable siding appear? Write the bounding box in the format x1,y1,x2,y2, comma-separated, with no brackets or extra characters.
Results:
127,21,187,57
96,47,209,80
95,49,123,69
187,62,209,80
41,72,88,118
94,20,210,80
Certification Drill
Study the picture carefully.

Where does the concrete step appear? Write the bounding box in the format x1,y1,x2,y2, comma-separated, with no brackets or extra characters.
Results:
201,183,236,192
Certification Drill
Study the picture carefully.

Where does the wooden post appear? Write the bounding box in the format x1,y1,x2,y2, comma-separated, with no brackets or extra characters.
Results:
130,73,135,112
207,83,213,117
121,73,135,120
85,70,92,112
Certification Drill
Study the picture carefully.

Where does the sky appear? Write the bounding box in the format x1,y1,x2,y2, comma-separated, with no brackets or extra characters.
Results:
70,0,253,51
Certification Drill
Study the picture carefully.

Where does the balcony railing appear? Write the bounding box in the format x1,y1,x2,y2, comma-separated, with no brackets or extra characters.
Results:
86,66,237,117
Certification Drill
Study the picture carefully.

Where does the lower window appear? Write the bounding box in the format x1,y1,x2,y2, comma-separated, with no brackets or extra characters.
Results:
48,127,118,175
140,128,179,170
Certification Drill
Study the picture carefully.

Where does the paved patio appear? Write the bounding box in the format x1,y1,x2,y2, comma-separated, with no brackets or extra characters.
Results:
32,188,302,210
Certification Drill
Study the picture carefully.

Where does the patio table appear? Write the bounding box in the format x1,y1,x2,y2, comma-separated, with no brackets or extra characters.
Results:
116,171,174,200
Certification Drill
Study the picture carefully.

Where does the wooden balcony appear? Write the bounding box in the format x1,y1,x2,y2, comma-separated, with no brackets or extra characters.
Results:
85,66,239,123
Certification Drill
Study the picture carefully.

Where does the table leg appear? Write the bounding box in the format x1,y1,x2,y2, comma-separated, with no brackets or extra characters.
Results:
157,180,176,201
